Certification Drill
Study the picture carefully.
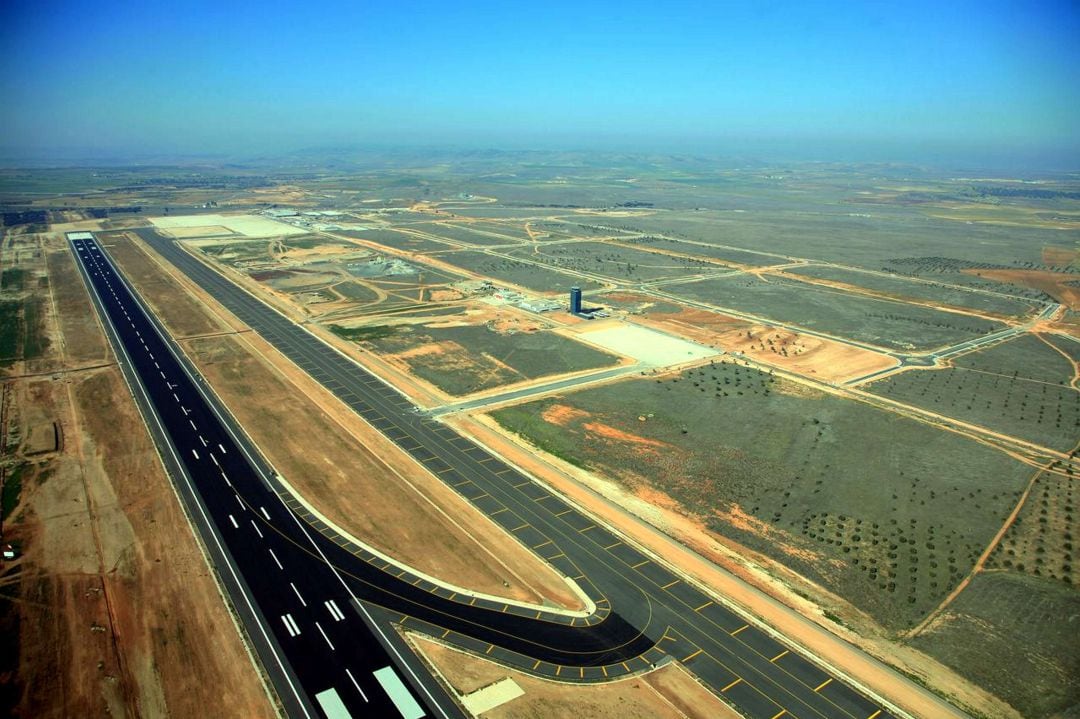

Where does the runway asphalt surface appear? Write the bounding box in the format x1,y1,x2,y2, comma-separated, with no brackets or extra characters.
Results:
70,235,459,719
114,226,910,719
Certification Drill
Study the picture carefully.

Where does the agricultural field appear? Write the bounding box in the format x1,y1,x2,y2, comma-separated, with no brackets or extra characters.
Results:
339,227,455,253
910,572,1079,719
407,222,525,246
620,235,783,268
787,264,1041,319
433,250,603,293
596,206,1055,270
667,274,1005,351
867,335,1080,450
506,240,719,282
491,362,1032,630
342,318,620,396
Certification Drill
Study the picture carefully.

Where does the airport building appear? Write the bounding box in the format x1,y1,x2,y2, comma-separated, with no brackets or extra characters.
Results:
569,286,582,314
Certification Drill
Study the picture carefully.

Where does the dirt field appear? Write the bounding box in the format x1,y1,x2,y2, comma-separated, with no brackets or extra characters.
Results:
112,233,581,609
409,635,739,719
1,238,275,718
966,268,1080,310
631,303,897,382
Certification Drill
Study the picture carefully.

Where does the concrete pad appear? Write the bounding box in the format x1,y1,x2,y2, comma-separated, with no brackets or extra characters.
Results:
149,214,306,238
576,322,719,367
461,677,525,716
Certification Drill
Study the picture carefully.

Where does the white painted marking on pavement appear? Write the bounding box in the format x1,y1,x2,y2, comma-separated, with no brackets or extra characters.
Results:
345,669,368,702
268,548,283,569
315,621,335,651
260,506,270,520
228,515,238,528
290,583,307,606
251,521,263,538
191,449,199,459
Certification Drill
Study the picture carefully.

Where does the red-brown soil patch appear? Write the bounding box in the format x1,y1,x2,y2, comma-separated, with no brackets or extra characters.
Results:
541,403,591,426
636,306,896,383
1042,245,1077,266
965,268,1080,310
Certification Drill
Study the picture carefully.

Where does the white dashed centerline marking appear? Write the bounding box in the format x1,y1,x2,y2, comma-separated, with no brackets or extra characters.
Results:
189,419,197,430
315,622,335,651
221,471,231,487
251,520,263,538
228,514,238,529
199,436,208,447
218,444,227,454
192,449,199,460
268,548,283,570
260,507,270,520
290,583,307,607
345,669,367,702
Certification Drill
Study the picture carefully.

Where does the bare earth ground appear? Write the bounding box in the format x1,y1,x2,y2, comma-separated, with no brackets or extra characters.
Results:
966,268,1080,310
109,231,581,609
2,237,275,718
630,302,897,383
452,414,1017,719
408,635,740,719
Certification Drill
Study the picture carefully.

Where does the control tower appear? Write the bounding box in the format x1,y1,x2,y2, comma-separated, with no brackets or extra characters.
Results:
569,286,582,314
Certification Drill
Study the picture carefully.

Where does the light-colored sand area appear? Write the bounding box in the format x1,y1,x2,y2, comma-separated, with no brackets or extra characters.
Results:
635,306,897,383
150,213,306,237
409,635,739,719
164,225,238,239
571,320,719,367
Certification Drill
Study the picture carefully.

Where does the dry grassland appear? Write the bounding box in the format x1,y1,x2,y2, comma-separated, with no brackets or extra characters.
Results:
114,233,581,608
3,243,274,718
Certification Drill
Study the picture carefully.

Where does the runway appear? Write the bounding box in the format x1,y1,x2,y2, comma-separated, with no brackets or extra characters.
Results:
111,227,912,719
69,234,458,719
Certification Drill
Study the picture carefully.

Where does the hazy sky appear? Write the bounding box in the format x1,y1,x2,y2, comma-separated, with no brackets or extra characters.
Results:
2,0,1078,167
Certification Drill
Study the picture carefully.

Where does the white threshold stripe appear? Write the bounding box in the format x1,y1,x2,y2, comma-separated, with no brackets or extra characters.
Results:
372,666,425,719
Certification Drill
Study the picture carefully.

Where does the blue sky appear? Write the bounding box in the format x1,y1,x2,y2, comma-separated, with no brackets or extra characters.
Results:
2,0,1078,166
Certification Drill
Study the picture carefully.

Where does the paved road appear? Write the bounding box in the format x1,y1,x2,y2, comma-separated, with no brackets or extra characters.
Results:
120,226,926,719
70,234,459,719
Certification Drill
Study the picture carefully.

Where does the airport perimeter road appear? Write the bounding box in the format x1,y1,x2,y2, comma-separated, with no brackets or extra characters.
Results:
123,225,927,719
69,234,459,719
